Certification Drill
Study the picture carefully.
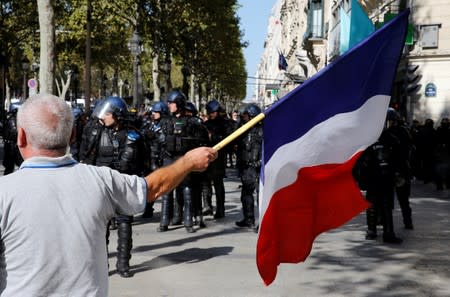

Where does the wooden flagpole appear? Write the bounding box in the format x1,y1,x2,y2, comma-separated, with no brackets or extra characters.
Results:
212,113,265,151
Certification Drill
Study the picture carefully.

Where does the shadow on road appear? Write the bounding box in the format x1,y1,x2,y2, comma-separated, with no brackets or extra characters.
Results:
109,246,233,277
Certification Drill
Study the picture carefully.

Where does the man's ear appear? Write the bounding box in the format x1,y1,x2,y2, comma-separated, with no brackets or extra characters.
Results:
17,127,27,148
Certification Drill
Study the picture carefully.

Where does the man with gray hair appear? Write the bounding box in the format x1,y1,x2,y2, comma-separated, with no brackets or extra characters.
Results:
0,94,217,296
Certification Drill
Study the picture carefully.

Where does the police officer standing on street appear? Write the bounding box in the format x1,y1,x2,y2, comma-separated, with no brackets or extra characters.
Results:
185,101,210,228
389,111,414,230
158,90,208,233
357,108,405,244
235,104,263,229
2,103,23,175
203,99,234,219
140,101,170,218
79,96,144,277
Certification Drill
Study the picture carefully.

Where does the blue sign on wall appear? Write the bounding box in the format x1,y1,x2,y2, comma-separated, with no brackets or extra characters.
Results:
425,83,437,97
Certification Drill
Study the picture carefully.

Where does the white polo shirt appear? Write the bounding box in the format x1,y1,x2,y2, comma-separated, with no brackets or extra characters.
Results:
0,154,147,296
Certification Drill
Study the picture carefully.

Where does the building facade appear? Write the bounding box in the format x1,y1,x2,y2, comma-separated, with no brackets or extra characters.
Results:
257,0,450,123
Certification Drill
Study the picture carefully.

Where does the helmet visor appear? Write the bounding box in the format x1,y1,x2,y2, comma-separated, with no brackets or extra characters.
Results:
91,100,122,120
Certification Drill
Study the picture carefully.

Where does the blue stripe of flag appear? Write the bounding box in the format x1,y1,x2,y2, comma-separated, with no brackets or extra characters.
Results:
263,10,409,164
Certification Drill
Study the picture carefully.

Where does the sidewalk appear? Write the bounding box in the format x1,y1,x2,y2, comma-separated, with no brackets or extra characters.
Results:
108,171,450,297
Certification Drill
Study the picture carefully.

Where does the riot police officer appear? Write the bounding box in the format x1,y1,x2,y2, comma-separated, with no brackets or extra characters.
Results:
140,101,170,218
203,99,234,219
3,103,23,175
185,101,209,227
357,109,405,244
69,106,85,161
235,104,263,229
388,110,414,230
79,96,144,277
158,91,208,233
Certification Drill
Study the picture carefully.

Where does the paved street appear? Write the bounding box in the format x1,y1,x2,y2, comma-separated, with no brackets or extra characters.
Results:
107,168,450,297
1,141,449,296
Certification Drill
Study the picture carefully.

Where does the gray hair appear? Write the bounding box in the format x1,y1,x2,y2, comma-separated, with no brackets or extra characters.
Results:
17,94,74,151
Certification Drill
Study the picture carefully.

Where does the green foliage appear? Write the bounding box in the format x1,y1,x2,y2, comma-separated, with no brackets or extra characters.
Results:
2,0,248,102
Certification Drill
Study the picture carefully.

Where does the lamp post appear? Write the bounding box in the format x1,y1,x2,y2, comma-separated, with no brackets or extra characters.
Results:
21,57,30,100
128,30,142,107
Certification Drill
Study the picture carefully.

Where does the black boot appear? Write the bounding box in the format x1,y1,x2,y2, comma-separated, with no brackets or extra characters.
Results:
213,179,225,219
382,207,402,244
235,194,255,228
365,206,377,240
201,182,213,215
171,190,183,225
183,186,195,233
235,218,255,228
141,202,154,218
158,194,171,232
116,216,133,277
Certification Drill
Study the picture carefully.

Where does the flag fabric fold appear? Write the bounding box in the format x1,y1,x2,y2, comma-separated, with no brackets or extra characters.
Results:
257,10,409,286
340,0,375,54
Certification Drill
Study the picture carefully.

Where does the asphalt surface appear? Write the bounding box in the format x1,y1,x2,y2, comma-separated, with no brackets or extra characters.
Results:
107,169,450,297
1,141,449,296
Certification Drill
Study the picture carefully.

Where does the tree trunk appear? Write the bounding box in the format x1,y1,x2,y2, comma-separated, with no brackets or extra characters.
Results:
152,54,160,102
56,72,72,100
37,0,56,95
84,0,92,111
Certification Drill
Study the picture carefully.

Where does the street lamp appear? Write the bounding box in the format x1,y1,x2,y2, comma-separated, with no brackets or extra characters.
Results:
128,30,142,107
21,57,30,100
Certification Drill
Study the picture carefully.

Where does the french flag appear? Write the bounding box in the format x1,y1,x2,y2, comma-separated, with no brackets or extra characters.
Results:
257,10,409,285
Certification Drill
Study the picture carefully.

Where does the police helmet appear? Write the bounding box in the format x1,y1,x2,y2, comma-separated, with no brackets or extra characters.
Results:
151,101,168,115
185,101,198,116
166,90,187,110
92,96,128,120
72,107,83,120
243,103,262,118
386,107,400,122
9,102,22,113
206,99,221,114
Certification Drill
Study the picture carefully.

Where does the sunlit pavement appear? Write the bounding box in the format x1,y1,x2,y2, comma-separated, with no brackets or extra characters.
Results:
108,171,450,297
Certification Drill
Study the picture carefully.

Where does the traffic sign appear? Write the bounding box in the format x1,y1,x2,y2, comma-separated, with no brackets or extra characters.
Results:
28,79,38,89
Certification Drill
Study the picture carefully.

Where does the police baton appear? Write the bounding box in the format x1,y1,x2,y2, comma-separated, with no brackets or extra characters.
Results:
212,113,265,151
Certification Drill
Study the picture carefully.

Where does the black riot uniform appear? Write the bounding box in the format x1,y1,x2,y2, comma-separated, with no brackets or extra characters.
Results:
185,102,210,228
389,112,414,230
158,91,208,233
235,104,263,229
69,107,86,161
79,96,144,277
203,99,235,219
356,110,405,244
2,103,23,175
140,101,169,218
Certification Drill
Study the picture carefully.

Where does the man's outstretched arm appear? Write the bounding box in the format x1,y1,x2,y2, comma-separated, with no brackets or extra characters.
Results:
145,147,217,202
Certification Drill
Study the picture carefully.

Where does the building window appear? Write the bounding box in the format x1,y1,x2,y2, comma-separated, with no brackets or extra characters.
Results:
306,0,324,39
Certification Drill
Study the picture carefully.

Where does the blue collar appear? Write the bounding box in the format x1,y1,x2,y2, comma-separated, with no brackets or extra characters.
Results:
20,154,78,169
